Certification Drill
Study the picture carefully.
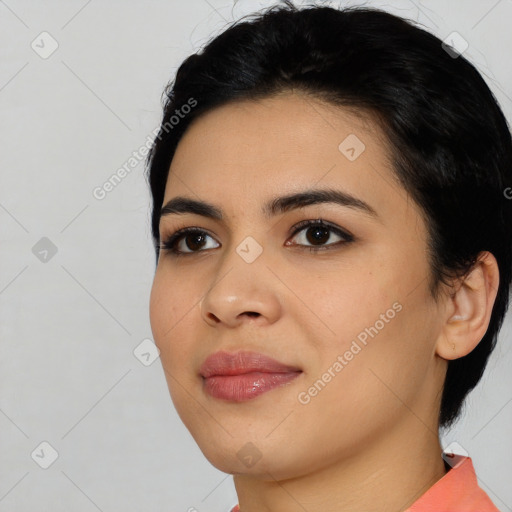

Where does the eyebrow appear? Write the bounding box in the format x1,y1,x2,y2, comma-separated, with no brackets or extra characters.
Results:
160,187,379,222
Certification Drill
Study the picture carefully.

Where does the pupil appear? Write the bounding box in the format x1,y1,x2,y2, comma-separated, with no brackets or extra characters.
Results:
187,233,206,251
307,226,329,245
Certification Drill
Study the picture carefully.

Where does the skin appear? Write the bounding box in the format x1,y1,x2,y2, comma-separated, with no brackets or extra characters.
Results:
149,91,499,512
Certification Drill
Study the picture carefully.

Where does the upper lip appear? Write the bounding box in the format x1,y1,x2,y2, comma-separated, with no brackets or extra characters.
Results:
200,350,302,378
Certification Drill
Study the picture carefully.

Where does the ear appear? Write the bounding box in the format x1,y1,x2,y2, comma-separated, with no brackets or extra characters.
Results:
436,251,500,360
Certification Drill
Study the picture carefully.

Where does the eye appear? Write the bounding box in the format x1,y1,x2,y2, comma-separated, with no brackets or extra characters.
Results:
159,227,219,256
159,218,354,257
286,218,354,252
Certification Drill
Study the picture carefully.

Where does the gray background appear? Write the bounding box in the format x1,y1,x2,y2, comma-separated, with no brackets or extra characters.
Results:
1,0,511,511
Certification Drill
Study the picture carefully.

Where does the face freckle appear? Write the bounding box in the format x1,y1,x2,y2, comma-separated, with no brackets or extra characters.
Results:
149,91,446,480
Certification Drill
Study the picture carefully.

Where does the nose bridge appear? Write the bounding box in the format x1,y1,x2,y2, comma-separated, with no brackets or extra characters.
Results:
213,229,267,294
220,203,269,267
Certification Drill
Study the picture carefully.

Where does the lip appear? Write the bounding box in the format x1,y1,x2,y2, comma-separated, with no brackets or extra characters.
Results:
200,350,301,377
200,350,302,402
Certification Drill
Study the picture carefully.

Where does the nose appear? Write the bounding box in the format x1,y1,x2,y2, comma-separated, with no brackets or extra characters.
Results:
199,246,282,328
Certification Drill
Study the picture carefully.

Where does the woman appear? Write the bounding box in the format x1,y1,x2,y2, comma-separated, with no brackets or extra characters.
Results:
145,2,511,510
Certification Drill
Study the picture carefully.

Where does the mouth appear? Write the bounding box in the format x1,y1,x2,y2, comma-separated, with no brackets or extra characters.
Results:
199,350,303,402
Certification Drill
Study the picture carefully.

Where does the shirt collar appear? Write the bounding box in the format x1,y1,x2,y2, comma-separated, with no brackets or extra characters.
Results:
229,455,499,512
405,454,499,512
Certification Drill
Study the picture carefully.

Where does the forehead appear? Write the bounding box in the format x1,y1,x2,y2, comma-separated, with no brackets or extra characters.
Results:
163,92,412,223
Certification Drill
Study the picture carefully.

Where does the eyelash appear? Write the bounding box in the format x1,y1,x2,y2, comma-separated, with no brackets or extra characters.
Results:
159,218,355,258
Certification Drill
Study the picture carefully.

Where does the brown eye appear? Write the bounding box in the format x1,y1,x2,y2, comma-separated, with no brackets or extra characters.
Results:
304,225,331,245
287,219,354,251
160,218,354,257
160,228,219,256
182,232,208,252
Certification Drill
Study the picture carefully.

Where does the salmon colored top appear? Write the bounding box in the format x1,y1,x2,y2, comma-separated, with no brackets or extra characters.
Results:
229,455,499,512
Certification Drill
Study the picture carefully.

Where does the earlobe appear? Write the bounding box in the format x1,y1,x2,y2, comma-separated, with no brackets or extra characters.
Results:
435,251,499,361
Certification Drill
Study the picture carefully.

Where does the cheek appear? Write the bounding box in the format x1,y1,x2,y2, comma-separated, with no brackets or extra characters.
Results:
292,302,434,454
149,269,173,345
149,267,204,418
296,252,436,404
149,266,198,368
290,261,393,345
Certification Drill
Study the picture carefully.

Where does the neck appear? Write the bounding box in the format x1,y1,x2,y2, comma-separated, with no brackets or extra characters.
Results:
233,416,447,512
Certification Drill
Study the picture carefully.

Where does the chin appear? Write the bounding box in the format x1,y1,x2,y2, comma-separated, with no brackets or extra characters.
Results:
193,434,303,480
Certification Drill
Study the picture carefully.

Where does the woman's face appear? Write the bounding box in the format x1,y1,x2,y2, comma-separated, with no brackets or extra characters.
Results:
149,92,448,479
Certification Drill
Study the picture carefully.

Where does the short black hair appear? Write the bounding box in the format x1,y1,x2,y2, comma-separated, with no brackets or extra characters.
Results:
145,1,512,429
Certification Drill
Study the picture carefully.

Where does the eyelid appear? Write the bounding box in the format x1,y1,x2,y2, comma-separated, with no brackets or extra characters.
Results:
159,225,219,254
287,218,354,243
159,218,355,256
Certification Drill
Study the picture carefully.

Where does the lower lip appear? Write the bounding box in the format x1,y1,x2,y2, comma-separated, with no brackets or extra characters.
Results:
203,371,302,402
